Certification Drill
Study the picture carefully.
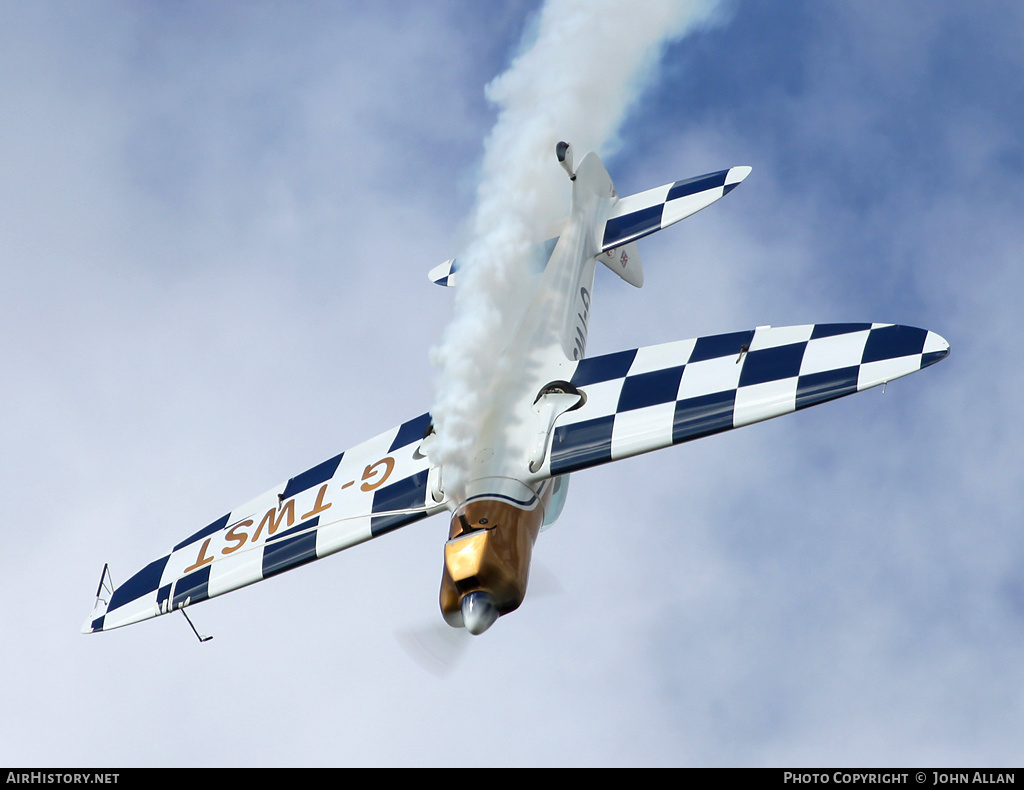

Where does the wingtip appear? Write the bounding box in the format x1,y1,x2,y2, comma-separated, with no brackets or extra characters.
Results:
727,165,752,184
921,330,951,368
82,599,107,633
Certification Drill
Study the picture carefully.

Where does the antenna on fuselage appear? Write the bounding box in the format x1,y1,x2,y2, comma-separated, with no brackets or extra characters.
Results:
556,141,575,181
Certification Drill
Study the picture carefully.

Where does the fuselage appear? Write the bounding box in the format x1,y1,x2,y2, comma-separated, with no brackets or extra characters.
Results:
439,152,616,631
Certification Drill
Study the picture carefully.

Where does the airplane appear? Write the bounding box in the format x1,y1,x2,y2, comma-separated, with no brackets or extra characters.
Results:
83,143,950,638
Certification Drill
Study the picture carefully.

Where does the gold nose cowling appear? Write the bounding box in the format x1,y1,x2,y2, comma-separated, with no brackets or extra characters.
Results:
439,489,547,633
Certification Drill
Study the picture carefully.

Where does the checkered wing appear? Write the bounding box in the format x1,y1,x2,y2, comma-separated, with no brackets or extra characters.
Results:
543,323,950,477
85,413,442,633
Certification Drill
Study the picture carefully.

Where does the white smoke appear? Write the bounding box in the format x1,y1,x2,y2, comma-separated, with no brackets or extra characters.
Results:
430,0,723,503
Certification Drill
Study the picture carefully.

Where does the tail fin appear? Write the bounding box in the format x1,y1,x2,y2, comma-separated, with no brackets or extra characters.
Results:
596,241,643,287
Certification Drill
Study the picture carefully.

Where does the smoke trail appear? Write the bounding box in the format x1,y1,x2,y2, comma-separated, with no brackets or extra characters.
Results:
430,0,723,502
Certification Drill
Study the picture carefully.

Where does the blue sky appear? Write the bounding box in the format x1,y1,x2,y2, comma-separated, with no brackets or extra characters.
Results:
2,0,1022,767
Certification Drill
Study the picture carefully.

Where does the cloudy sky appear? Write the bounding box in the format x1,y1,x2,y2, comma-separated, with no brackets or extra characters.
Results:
2,0,1023,767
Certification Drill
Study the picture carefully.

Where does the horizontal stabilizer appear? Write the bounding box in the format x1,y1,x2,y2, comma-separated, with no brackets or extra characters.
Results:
601,166,751,253
533,322,949,479
429,259,458,287
596,241,643,287
429,230,561,288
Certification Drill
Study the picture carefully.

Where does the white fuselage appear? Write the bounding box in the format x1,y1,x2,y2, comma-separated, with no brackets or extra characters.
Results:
458,152,615,499
437,152,618,631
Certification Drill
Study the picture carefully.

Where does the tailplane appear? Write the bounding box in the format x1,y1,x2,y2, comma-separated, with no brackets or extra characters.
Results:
427,153,750,290
600,166,751,252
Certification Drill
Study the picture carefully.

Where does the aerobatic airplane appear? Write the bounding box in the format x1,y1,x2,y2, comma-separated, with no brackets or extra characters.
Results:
84,143,949,637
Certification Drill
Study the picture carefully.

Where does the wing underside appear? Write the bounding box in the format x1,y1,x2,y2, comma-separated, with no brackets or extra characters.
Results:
538,323,949,478
85,413,443,633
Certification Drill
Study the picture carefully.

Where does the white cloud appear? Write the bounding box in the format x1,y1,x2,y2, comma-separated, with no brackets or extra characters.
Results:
2,0,1022,767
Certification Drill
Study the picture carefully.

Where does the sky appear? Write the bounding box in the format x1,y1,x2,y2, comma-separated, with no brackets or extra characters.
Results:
1,0,1023,768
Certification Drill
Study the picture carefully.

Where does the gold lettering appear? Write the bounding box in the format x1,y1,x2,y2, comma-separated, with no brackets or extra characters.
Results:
184,538,215,573
301,484,333,520
251,499,295,543
360,457,395,492
221,520,253,555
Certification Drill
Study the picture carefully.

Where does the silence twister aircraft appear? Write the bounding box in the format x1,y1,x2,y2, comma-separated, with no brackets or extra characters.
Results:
84,143,949,638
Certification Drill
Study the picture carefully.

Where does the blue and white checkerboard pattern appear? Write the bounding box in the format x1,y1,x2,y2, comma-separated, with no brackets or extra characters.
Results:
86,413,441,633
601,166,752,252
87,322,948,633
429,165,751,286
545,323,949,476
